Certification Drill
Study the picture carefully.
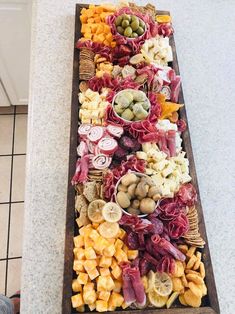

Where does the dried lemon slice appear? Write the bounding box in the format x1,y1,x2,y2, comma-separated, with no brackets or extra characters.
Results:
102,202,122,223
149,271,173,297
166,291,180,308
98,222,119,239
87,200,106,223
148,290,168,308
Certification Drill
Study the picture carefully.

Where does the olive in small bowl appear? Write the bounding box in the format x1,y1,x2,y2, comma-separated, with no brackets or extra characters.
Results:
114,14,146,39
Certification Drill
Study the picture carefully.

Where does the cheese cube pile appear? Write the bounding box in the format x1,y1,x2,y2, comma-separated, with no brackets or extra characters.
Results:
80,5,116,47
78,88,110,125
136,142,191,198
71,223,138,312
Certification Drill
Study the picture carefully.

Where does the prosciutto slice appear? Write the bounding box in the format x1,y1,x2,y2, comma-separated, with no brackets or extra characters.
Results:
151,234,186,261
166,130,176,157
71,155,90,185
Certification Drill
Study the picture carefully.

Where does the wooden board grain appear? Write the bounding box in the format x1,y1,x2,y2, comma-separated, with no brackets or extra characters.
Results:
62,4,220,314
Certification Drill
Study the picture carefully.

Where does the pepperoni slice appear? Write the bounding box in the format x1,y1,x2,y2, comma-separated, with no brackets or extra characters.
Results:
78,124,92,137
98,137,118,155
106,124,124,138
87,126,104,143
92,154,112,170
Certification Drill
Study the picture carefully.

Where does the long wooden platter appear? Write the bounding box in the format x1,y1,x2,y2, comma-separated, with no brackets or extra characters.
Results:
62,4,220,314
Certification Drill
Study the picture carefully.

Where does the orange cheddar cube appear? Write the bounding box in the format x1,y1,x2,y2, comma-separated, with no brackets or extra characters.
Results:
77,272,89,285
92,222,100,229
113,280,122,293
103,244,115,257
80,15,88,23
111,265,122,280
84,32,92,40
96,300,108,312
99,256,112,268
107,238,115,244
72,280,82,292
85,9,94,18
105,33,113,42
110,41,116,48
71,293,84,308
96,24,104,35
96,6,104,14
83,289,97,305
84,282,95,292
89,229,100,241
73,260,84,272
74,235,84,248
74,248,85,260
109,292,124,308
97,276,107,291
84,236,94,249
93,236,109,254
94,17,101,23
114,248,128,263
118,228,126,240
84,247,97,259
106,276,115,291
84,260,97,272
111,258,118,269
98,291,111,302
99,267,111,277
81,8,87,14
76,305,85,312
122,244,128,254
88,303,96,311
114,239,123,250
87,267,99,280
127,250,139,260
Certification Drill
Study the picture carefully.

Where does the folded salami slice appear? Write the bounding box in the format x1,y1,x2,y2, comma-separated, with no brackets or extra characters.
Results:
87,126,104,143
92,154,112,170
78,124,92,137
107,124,124,138
98,137,118,155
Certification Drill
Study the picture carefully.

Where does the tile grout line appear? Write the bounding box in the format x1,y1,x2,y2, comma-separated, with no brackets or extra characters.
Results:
4,106,16,295
0,154,26,157
0,201,24,205
0,257,22,262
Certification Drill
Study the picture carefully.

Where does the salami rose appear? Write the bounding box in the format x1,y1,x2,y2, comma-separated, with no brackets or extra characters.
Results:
87,126,104,143
92,154,112,170
78,124,92,138
107,124,124,138
98,137,118,155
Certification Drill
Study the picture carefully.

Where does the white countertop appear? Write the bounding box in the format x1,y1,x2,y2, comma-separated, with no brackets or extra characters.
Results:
21,0,235,313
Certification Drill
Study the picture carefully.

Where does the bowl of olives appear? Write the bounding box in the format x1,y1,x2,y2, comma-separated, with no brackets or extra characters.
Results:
112,89,151,122
114,14,146,39
115,171,160,217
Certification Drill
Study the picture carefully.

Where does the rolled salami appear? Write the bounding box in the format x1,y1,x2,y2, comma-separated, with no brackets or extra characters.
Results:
87,126,104,143
92,154,112,169
98,137,118,155
86,140,95,154
160,86,171,100
78,124,92,137
107,124,124,138
77,141,88,157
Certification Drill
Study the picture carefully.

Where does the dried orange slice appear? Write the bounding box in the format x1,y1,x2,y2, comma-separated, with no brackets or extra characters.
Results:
156,15,172,23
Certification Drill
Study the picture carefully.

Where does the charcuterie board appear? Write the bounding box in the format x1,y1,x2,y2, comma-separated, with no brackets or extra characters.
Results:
62,3,220,314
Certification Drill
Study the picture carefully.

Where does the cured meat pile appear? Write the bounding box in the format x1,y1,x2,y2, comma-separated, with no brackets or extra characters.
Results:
71,2,207,313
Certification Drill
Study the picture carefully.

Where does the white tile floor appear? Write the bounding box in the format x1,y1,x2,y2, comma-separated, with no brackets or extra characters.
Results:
0,105,27,296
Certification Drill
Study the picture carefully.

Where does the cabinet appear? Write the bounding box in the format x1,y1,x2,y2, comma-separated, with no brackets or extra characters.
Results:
0,0,31,106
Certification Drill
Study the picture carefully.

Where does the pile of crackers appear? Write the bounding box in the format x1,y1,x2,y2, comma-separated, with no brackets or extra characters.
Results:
183,206,205,248
79,48,95,81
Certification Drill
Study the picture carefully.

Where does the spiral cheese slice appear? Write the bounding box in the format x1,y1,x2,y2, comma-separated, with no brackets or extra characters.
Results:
107,124,124,138
92,154,112,170
98,137,118,155
87,126,104,143
78,124,92,137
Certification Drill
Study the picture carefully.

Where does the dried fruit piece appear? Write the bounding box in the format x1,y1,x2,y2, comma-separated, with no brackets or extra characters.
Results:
98,222,119,238
88,199,106,223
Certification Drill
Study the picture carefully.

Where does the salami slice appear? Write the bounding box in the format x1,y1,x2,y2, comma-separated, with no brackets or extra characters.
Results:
78,124,92,137
77,141,88,157
107,124,124,138
98,137,118,155
92,154,112,169
87,126,104,143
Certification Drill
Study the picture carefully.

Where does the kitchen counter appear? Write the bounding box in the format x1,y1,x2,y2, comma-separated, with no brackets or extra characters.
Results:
21,0,235,313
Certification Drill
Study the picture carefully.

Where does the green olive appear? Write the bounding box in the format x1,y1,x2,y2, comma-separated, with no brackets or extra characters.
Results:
124,26,132,37
117,26,124,35
115,15,123,26
139,19,145,29
122,20,130,28
121,108,134,121
122,14,131,21
131,32,138,38
131,15,138,22
131,19,139,31
136,27,144,36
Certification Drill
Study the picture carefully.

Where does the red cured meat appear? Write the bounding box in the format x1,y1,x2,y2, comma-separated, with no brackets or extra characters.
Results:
78,124,92,138
158,129,170,156
139,258,151,276
120,262,136,305
71,155,90,185
168,213,189,239
157,255,175,274
166,130,176,157
170,75,181,103
151,234,186,261
177,119,187,132
119,135,141,152
114,146,127,160
128,267,146,306
158,23,174,37
159,199,181,221
92,154,112,170
87,126,104,143
125,232,140,250
177,183,197,207
148,216,164,234
107,124,124,138
98,137,118,155
77,141,88,157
